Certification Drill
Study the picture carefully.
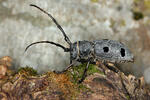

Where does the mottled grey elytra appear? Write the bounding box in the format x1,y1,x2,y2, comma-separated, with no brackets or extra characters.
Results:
25,4,134,83
70,40,134,64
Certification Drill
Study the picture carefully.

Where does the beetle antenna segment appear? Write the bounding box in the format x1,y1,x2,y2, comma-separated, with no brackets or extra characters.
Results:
25,41,70,52
30,4,72,45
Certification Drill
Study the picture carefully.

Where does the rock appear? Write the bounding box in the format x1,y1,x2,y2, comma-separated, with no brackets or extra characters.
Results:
0,65,7,78
0,56,12,78
0,56,12,67
0,63,149,100
0,0,150,77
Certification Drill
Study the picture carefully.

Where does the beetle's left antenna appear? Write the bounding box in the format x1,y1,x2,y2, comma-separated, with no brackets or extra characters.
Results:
30,4,72,45
25,41,70,52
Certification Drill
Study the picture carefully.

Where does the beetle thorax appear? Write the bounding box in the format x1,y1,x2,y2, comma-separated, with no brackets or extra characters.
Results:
70,41,94,62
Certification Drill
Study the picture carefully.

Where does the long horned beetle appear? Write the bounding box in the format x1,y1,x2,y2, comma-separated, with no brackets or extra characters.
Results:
25,4,134,83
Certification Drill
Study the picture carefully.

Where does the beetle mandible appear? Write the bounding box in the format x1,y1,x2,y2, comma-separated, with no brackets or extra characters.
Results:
25,4,134,83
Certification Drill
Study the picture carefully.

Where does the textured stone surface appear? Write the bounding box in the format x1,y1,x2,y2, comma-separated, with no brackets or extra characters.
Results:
0,60,149,100
0,0,150,82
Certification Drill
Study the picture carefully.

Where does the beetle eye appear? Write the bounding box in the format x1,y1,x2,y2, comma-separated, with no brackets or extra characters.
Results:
103,47,109,53
120,48,125,57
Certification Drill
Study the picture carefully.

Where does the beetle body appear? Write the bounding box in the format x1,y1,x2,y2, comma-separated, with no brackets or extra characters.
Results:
25,4,134,83
70,40,134,64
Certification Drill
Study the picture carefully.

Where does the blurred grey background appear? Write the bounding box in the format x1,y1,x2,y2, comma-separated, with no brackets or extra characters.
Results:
0,0,150,83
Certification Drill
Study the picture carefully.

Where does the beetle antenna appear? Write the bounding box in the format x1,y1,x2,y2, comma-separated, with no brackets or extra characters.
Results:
25,41,70,52
30,4,72,45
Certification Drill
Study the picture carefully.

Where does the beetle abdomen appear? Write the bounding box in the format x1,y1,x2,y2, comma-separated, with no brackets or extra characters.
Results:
93,39,134,63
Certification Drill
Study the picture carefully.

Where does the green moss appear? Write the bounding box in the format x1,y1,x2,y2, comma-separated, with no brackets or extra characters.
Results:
18,66,38,76
67,63,103,94
69,63,104,84
126,95,130,100
88,64,104,75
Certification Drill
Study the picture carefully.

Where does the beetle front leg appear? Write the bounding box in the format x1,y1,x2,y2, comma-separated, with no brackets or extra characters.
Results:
78,61,90,83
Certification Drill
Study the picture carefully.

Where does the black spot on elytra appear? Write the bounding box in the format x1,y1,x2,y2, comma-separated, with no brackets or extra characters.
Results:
120,48,125,57
103,47,109,53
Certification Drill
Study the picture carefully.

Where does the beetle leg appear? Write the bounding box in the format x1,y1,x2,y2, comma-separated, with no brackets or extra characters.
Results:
104,62,119,73
78,61,90,83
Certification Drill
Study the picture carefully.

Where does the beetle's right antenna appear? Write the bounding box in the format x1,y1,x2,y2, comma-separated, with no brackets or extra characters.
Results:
30,4,72,45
